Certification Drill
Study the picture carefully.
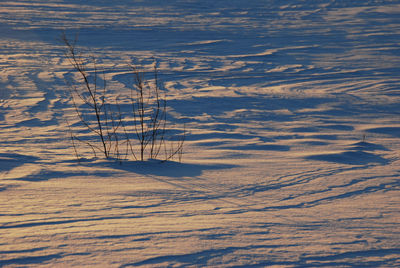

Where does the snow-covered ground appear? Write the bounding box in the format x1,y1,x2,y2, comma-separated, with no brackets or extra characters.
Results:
1,0,400,267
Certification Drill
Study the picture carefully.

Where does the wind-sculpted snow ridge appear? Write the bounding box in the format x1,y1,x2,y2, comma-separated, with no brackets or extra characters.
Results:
0,0,399,267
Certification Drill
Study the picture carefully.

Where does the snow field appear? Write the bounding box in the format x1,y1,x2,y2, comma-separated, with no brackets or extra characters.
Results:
1,0,400,267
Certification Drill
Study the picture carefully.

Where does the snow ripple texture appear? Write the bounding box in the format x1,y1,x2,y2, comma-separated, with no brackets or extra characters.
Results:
0,0,399,267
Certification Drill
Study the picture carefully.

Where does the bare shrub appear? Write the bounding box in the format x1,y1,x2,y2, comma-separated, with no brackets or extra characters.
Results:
62,34,184,162
62,33,122,160
124,64,185,161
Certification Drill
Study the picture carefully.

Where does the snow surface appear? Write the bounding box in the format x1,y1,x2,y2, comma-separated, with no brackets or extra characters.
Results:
1,0,400,267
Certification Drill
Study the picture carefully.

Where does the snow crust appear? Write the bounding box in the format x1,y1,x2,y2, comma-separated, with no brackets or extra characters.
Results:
0,0,399,267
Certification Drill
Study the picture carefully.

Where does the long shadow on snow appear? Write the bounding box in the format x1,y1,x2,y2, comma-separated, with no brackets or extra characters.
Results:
0,254,62,267
119,245,291,268
306,150,389,165
0,153,39,173
100,159,238,178
120,246,400,267
4,157,237,182
293,248,400,268
218,143,290,151
0,214,144,230
9,159,237,182
231,248,400,268
366,127,400,138
305,141,391,166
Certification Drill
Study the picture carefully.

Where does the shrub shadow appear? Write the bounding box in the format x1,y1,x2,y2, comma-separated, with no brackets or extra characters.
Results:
101,159,238,178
